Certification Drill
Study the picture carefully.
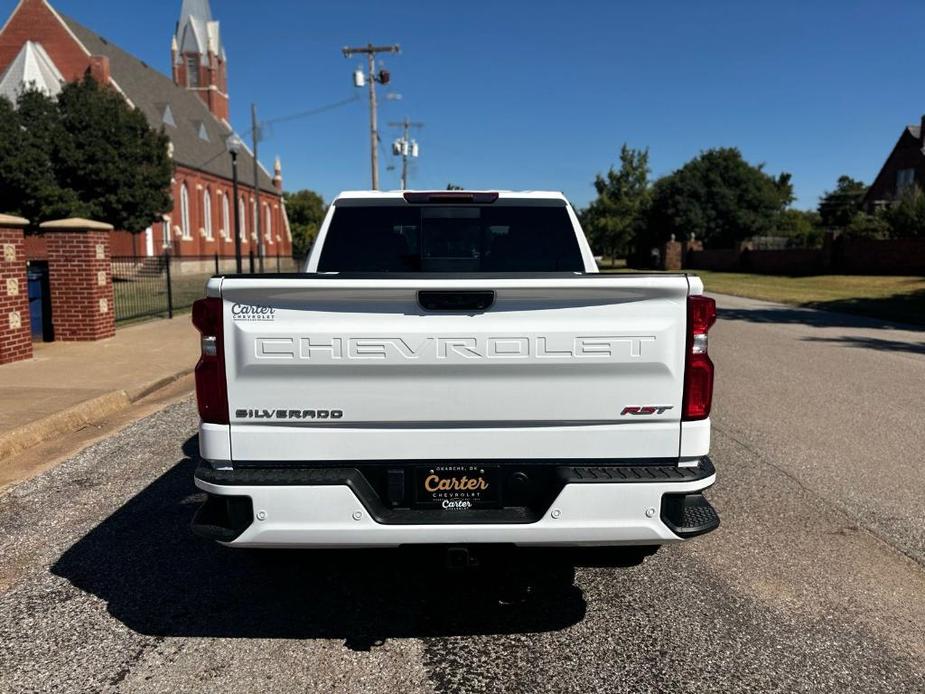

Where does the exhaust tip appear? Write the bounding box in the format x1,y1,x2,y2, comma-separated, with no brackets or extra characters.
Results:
191,493,254,543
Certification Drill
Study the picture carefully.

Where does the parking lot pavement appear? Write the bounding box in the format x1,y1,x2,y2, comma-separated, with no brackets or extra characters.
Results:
0,300,923,693
710,293,925,564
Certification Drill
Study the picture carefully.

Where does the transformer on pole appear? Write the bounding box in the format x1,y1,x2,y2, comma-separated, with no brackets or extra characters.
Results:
342,43,400,191
388,117,423,190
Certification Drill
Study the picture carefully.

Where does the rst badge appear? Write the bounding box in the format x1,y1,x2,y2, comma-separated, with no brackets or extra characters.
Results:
621,406,674,416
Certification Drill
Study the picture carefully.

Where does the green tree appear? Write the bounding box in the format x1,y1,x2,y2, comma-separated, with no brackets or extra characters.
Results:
0,97,15,210
817,176,867,229
284,189,327,257
881,186,925,238
844,211,891,239
0,89,78,223
0,79,172,245
580,144,651,260
56,77,173,237
646,147,793,248
775,209,823,248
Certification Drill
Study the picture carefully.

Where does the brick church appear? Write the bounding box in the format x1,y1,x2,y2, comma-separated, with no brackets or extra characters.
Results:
0,0,292,259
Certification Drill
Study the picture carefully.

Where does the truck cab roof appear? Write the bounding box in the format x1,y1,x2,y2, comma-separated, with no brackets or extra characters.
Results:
333,190,570,203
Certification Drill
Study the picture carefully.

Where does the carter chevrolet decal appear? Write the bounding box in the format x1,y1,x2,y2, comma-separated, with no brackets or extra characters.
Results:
232,303,276,321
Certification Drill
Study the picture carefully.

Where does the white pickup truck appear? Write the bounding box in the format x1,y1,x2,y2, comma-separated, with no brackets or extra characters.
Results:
191,190,719,554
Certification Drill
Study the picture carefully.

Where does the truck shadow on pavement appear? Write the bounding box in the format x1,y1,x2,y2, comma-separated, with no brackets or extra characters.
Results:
49,436,610,650
719,307,925,354
800,335,925,355
718,305,924,332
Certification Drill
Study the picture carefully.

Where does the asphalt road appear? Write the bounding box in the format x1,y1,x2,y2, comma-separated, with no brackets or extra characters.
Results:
1,295,923,693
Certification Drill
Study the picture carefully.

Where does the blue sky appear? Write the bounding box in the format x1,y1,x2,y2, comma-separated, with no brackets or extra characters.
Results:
7,0,925,208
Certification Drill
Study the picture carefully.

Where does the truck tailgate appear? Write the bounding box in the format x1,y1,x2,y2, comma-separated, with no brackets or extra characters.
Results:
219,275,690,461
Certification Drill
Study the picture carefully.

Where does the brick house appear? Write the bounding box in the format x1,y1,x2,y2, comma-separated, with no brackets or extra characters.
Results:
0,0,292,259
864,115,925,210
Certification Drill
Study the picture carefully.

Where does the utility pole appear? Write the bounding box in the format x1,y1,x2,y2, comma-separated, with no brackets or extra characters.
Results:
251,103,263,272
389,118,423,190
342,43,400,190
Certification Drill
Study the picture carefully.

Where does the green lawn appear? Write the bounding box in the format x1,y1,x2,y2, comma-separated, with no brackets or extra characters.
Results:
113,272,212,323
691,271,925,326
170,272,214,311
600,264,925,326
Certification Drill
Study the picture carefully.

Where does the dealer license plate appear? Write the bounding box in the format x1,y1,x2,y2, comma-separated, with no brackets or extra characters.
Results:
414,465,501,510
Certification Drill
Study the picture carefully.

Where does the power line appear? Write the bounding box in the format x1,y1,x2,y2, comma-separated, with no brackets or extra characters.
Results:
200,94,362,171
260,93,361,129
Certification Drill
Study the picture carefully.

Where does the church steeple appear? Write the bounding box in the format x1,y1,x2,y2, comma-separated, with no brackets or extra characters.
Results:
172,0,228,121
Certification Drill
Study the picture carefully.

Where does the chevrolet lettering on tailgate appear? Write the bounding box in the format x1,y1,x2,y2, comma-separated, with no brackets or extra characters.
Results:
253,335,657,361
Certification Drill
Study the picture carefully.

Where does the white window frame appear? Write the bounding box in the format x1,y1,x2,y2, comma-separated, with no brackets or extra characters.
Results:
203,188,213,240
239,197,248,243
221,193,230,240
264,203,273,245
180,184,191,239
162,216,172,248
251,200,258,241
187,55,200,88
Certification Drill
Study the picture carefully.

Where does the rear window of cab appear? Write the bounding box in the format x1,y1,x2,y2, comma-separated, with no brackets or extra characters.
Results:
317,204,583,273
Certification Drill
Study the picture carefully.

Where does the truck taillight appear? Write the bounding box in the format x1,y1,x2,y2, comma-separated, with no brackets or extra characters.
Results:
192,297,229,425
682,295,717,421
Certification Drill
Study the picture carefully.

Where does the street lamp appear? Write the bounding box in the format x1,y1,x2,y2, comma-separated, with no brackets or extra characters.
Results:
226,133,244,274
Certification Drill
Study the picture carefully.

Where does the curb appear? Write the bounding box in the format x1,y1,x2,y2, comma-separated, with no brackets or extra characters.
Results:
0,368,194,461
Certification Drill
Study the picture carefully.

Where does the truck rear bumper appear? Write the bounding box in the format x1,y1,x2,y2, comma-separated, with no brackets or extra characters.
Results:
192,460,718,548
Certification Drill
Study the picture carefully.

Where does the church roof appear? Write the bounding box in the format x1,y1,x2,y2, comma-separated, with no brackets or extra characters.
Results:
0,40,64,103
179,0,214,26
176,0,223,57
60,15,275,194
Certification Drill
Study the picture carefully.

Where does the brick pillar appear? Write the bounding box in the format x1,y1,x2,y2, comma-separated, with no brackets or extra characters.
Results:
40,218,116,342
0,215,32,364
662,240,683,271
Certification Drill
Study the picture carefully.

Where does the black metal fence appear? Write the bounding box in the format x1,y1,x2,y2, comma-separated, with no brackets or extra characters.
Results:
111,251,304,324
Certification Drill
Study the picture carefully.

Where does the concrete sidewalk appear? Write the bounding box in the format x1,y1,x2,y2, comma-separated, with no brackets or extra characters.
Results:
0,318,198,459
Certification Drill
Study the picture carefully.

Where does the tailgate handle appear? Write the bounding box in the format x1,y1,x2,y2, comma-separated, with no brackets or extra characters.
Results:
418,290,495,312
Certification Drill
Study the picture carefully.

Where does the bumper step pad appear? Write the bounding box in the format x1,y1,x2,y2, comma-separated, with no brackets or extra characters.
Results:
660,493,720,538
